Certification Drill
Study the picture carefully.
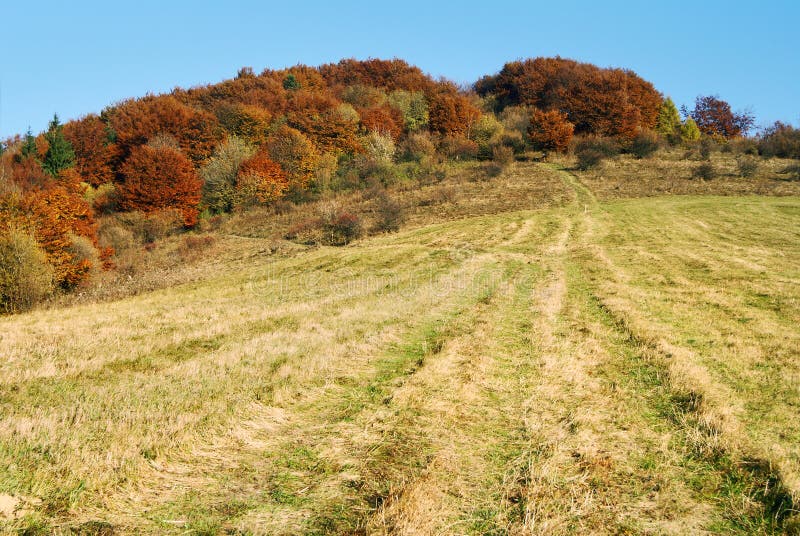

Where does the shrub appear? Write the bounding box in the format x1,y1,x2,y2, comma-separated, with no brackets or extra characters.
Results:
0,228,54,313
737,156,759,178
372,191,405,233
628,130,660,159
528,108,574,154
118,210,184,244
727,138,759,155
693,162,717,180
497,131,526,154
472,115,504,159
492,145,515,168
780,164,800,181
759,122,800,159
66,234,101,285
361,132,396,164
399,132,436,163
439,136,478,161
573,136,620,170
321,206,362,245
699,137,716,160
285,203,363,246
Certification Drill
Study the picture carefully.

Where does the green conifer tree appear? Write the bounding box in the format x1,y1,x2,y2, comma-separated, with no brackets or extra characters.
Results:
42,114,75,176
20,128,38,159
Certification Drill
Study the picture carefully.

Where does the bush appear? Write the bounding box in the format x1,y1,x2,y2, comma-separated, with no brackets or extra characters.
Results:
492,145,515,168
372,192,405,233
780,164,800,181
67,234,101,285
628,130,660,159
497,131,526,154
737,156,759,178
573,136,620,170
398,132,436,163
324,211,362,245
693,162,717,180
759,122,800,159
0,229,54,313
699,137,716,160
439,136,478,161
361,131,396,164
528,108,574,154
118,210,185,244
285,203,363,246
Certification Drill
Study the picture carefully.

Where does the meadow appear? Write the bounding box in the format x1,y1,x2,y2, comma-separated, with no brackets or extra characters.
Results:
1,159,799,534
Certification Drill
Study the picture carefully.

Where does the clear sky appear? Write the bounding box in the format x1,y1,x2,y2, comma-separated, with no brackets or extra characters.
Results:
1,0,797,138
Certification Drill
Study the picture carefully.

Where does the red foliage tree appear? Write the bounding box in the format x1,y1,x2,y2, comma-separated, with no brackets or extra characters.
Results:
690,95,755,139
528,109,574,153
63,114,119,186
105,95,221,162
118,145,202,226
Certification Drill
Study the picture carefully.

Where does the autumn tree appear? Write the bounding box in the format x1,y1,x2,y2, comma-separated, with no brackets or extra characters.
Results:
118,145,202,226
105,95,221,162
655,98,681,141
200,137,254,214
235,150,289,206
680,118,701,143
689,95,755,139
215,103,272,146
428,89,481,137
528,109,574,153
387,90,429,131
359,105,404,140
266,125,320,190
63,114,118,186
475,57,661,140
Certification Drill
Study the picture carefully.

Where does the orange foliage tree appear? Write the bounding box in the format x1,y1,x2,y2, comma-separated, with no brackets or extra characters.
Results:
266,125,320,190
105,95,221,162
359,105,404,140
63,114,119,186
428,89,481,137
236,151,289,203
0,183,103,288
528,109,574,153
475,57,661,140
118,145,202,226
215,103,272,146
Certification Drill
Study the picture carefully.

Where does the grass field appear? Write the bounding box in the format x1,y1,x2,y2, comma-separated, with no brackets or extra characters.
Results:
1,162,799,534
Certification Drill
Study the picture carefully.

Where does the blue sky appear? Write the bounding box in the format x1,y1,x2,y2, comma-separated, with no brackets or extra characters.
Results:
1,0,797,138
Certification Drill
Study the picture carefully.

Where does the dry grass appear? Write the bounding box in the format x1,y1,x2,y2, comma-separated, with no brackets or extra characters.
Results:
572,150,800,200
1,160,799,534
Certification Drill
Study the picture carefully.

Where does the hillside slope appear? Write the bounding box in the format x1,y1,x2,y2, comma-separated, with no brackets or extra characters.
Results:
0,164,798,534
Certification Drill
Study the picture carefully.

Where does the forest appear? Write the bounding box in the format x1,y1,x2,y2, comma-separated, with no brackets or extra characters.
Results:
1,56,799,313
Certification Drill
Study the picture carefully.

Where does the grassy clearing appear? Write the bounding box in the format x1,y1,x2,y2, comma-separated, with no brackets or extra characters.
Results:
1,161,799,533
